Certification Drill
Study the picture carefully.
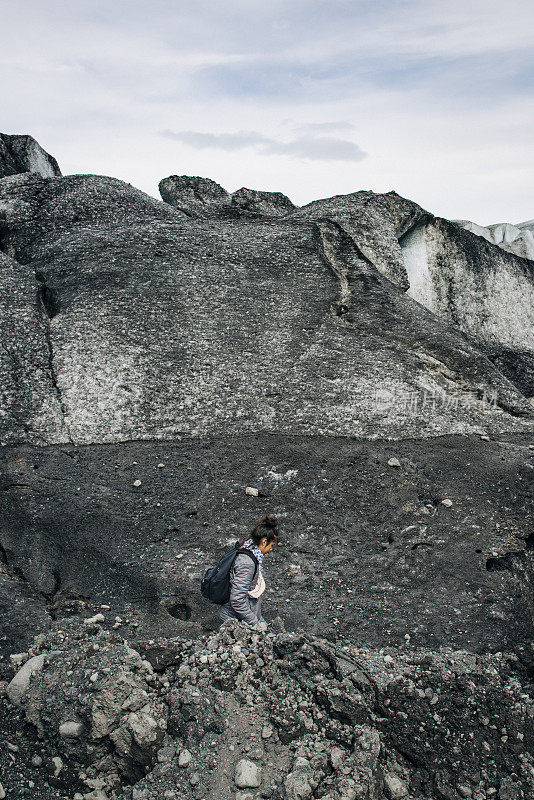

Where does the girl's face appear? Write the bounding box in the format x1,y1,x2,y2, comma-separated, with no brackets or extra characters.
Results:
258,536,276,554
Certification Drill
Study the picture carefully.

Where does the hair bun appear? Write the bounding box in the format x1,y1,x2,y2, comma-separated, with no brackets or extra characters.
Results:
261,513,278,528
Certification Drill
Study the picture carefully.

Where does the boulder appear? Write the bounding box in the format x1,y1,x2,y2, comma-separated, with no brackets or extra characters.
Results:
6,653,45,705
0,133,61,178
235,759,261,788
231,186,295,216
158,175,231,218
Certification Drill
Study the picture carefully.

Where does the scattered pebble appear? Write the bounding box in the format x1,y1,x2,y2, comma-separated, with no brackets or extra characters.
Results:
84,613,105,625
245,486,259,496
51,756,63,776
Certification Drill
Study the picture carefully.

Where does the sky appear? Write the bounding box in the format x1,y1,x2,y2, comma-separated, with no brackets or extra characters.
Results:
2,0,534,225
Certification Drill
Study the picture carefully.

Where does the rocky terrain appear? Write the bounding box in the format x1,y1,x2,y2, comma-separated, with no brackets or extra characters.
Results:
1,617,533,800
0,135,533,799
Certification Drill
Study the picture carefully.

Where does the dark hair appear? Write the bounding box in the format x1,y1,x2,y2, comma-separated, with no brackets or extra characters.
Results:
250,514,279,545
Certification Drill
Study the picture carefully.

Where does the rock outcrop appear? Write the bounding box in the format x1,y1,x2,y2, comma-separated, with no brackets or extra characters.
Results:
454,218,534,261
400,218,534,398
0,166,533,447
158,175,296,219
0,133,61,179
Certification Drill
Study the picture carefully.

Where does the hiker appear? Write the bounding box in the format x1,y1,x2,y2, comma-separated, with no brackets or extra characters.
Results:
218,514,279,631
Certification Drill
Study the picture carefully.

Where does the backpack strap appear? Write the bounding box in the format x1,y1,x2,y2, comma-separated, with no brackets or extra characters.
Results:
236,548,259,583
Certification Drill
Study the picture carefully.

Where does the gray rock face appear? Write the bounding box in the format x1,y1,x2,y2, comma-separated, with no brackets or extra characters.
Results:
289,189,429,290
1,170,533,447
401,218,534,396
0,251,67,446
0,134,61,179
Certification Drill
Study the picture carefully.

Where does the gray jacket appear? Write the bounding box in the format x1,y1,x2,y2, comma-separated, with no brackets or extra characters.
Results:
218,552,262,626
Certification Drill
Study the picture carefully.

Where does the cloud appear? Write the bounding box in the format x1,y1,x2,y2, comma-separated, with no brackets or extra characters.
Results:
160,129,269,151
159,129,366,162
2,0,534,222
262,135,366,162
292,121,357,133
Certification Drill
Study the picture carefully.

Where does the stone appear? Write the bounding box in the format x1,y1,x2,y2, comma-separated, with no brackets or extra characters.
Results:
132,789,149,800
457,786,473,798
330,747,345,769
51,756,63,776
383,772,408,799
178,749,192,767
235,759,261,788
231,187,295,217
9,652,28,667
6,654,45,705
59,720,84,737
84,613,105,625
245,487,259,496
441,499,453,507
387,458,401,467
157,745,176,763
284,759,313,800
0,782,5,799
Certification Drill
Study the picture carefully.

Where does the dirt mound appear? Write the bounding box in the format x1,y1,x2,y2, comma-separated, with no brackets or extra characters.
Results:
1,616,533,800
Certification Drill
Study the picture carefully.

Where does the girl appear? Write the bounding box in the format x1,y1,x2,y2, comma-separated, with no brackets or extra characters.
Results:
218,514,279,630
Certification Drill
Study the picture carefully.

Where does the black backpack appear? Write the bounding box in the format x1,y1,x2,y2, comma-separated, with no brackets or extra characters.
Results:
201,545,259,604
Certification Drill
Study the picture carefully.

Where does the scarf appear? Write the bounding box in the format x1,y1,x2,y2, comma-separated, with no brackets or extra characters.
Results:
241,538,266,599
241,538,264,564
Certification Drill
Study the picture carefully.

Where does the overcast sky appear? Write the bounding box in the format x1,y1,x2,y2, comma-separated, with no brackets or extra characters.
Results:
2,0,533,224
